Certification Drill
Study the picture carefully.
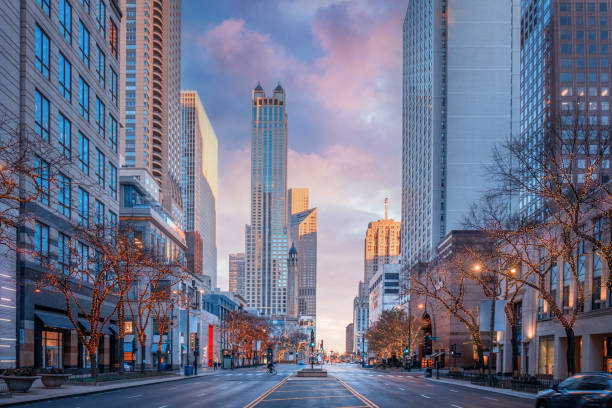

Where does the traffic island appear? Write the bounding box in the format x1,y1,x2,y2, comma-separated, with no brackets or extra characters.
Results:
297,368,327,377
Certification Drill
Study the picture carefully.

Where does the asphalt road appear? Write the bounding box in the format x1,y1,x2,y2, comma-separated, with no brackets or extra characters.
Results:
13,363,535,408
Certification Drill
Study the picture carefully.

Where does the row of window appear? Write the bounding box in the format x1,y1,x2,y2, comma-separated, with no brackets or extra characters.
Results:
35,25,118,108
560,15,610,26
36,0,118,58
560,2,608,13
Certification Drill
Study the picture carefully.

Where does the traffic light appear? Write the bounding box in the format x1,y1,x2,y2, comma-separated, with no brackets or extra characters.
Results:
310,341,315,349
450,344,456,355
403,345,410,356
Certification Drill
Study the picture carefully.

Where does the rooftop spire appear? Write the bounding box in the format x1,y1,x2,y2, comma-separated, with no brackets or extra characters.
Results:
385,197,389,220
254,81,264,91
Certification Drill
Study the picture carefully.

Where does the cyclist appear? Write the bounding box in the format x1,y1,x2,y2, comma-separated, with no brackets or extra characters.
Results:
267,361,276,374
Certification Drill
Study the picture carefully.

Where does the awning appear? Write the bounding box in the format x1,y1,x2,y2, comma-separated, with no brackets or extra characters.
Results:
151,343,167,353
181,344,187,352
78,319,91,333
78,320,117,335
124,342,133,352
35,311,75,330
108,325,119,335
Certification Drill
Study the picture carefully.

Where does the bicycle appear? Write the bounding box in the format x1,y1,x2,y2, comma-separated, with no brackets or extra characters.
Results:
266,366,277,375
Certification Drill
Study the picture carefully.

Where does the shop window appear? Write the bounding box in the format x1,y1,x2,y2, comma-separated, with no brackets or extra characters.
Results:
42,331,63,369
538,336,554,375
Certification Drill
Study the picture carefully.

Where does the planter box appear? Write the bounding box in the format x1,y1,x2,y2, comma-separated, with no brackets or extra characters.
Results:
1,376,39,393
41,374,71,388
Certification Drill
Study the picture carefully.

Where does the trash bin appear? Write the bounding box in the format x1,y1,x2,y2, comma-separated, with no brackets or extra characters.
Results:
424,367,432,378
184,365,193,376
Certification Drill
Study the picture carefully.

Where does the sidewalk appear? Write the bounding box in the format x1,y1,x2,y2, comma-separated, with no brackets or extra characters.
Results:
0,369,216,406
426,377,536,400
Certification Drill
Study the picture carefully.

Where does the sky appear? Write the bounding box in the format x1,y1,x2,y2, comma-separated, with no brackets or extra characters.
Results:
181,0,406,352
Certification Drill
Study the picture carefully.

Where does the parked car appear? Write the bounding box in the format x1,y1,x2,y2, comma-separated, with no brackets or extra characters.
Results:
535,372,612,407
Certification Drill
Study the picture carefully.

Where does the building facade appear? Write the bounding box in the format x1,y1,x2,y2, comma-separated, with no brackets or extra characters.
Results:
288,188,317,336
364,206,401,284
120,0,183,227
245,83,288,316
180,90,218,287
352,282,369,356
0,0,122,370
401,0,520,269
368,263,401,325
346,323,354,355
228,253,246,297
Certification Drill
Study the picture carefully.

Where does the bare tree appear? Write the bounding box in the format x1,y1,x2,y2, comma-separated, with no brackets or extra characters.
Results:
365,309,419,364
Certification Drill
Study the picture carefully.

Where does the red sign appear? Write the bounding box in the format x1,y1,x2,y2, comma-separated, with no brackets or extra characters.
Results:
208,324,214,367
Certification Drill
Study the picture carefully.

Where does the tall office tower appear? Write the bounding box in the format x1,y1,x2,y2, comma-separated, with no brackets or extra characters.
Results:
288,188,309,214
120,0,183,227
287,244,298,318
520,0,612,216
245,83,288,316
288,188,317,325
352,282,369,356
181,91,218,287
364,200,401,284
0,0,122,368
228,253,245,296
401,1,520,269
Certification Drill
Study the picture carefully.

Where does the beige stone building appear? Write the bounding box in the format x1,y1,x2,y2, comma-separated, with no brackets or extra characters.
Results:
120,0,183,226
364,201,401,284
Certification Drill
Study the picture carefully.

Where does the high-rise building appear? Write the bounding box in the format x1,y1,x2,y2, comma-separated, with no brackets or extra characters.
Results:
0,0,122,368
245,83,288,316
364,200,401,284
228,253,245,297
181,90,218,287
287,244,299,318
401,1,520,269
120,0,183,227
288,188,317,335
345,323,354,355
520,0,612,216
352,282,369,356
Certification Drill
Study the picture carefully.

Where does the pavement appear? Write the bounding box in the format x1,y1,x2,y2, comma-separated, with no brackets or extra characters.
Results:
0,363,537,407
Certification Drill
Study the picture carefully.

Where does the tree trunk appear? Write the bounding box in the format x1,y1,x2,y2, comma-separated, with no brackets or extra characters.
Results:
510,324,519,377
565,327,576,376
141,344,146,373
118,337,124,374
89,352,98,379
476,343,484,371
157,348,161,372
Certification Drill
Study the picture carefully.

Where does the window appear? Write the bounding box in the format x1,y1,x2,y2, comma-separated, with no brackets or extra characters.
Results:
109,19,118,58
561,72,572,82
58,53,71,101
35,91,50,141
42,331,62,369
561,44,572,54
35,156,50,205
563,262,570,309
97,0,106,35
35,25,50,79
110,68,118,105
58,233,70,274
79,21,89,66
109,163,117,199
58,112,71,159
538,336,555,375
34,222,49,262
78,188,89,227
550,263,558,313
108,210,117,228
78,77,89,120
80,0,90,13
59,0,72,42
78,133,89,174
96,45,105,85
109,115,117,152
95,148,105,186
37,0,50,16
95,97,105,137
77,242,89,281
561,16,571,25
95,199,104,226
58,173,71,217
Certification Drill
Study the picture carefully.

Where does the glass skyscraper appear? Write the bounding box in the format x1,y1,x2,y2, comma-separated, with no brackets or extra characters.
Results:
401,0,520,270
245,83,289,316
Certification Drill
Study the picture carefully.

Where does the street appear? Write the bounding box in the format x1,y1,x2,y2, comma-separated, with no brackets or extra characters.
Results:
12,363,534,407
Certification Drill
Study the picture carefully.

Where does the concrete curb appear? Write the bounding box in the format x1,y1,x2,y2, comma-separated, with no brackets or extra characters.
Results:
426,377,537,400
0,372,215,407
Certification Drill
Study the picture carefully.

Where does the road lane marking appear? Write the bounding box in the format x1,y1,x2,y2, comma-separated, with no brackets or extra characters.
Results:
158,405,169,408
336,377,380,408
449,389,459,392
243,376,288,408
127,394,142,399
168,386,177,390
451,405,463,408
421,394,431,399
484,397,498,401
197,392,207,397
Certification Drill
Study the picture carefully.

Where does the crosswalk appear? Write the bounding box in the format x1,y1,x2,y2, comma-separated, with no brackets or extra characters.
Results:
216,371,422,380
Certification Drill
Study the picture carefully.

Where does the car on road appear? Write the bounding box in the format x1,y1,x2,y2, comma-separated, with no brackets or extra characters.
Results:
535,372,612,407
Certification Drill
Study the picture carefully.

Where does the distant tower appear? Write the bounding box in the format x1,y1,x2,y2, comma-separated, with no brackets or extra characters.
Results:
245,82,289,315
287,244,299,318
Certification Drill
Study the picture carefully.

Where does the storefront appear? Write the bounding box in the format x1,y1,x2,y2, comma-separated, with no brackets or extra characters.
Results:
34,310,75,370
152,342,170,370
606,336,612,372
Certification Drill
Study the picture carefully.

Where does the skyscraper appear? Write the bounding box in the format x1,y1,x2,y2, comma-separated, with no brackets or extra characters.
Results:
120,0,183,227
288,188,317,336
181,90,218,287
364,200,401,284
401,1,520,269
228,253,245,297
520,0,612,216
245,83,288,316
